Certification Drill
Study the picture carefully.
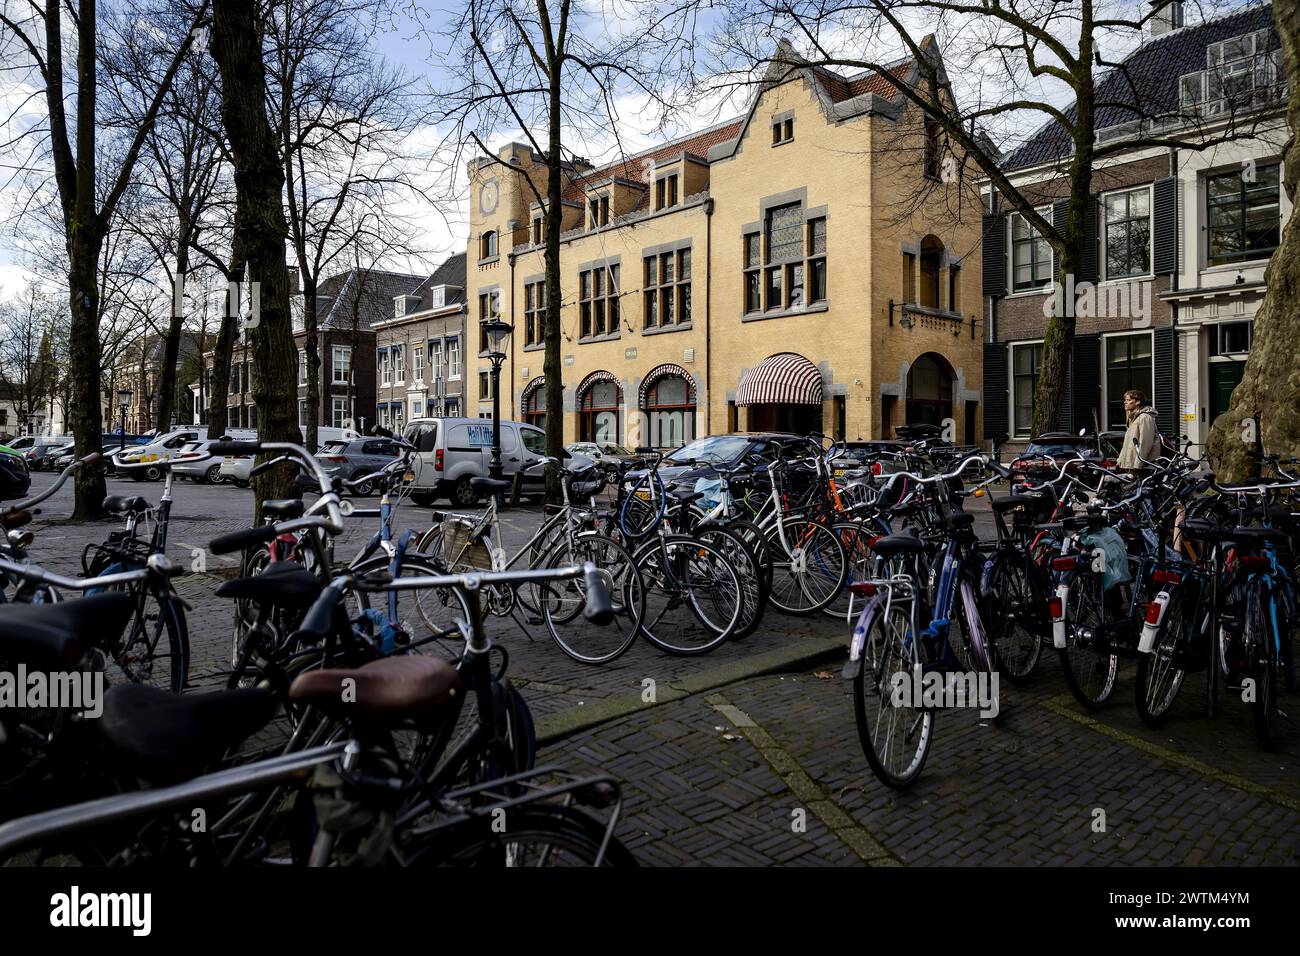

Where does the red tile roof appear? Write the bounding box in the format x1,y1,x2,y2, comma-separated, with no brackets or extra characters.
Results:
561,120,743,204
814,62,912,102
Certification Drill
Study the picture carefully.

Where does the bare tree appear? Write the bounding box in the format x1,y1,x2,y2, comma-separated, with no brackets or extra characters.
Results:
703,0,1284,438
0,284,60,433
209,0,300,508
0,0,209,517
432,0,691,499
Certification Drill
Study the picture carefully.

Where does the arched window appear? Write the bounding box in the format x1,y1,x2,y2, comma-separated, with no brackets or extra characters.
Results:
522,379,546,432
643,373,695,449
578,374,621,444
906,352,954,428
919,235,943,308
480,230,498,260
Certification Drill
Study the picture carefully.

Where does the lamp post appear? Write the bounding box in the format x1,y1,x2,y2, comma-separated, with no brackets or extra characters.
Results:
482,318,512,490
116,387,133,456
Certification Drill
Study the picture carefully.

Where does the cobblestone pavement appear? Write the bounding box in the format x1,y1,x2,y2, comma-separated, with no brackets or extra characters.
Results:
13,472,1300,865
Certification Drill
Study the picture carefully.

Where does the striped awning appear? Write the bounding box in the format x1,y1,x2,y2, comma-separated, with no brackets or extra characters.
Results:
735,353,823,406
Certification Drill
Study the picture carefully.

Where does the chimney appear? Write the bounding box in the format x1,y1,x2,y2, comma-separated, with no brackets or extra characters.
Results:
1150,0,1184,36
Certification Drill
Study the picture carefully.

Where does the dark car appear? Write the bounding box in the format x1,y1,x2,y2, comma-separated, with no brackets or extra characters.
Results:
624,432,800,492
1012,432,1111,478
0,444,31,501
316,437,403,496
831,440,906,477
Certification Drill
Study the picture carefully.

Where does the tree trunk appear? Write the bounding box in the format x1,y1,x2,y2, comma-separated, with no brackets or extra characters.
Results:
69,235,106,517
302,277,320,447
543,71,564,504
1207,3,1300,479
208,296,239,435
155,236,191,432
210,0,298,514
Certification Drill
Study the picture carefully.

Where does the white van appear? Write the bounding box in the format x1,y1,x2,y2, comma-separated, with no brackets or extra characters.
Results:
403,417,548,506
114,425,358,480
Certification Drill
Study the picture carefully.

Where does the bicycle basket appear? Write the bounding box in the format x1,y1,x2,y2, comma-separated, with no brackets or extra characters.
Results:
440,516,493,570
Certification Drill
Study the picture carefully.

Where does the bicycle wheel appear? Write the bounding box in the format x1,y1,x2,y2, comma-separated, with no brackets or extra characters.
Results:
722,518,774,589
1135,586,1189,726
635,536,743,655
539,533,643,665
852,600,933,789
694,525,767,639
982,550,1043,684
404,804,638,867
348,555,473,659
1245,579,1281,749
823,521,877,621
765,519,847,616
1057,572,1119,710
619,484,662,540
108,585,189,692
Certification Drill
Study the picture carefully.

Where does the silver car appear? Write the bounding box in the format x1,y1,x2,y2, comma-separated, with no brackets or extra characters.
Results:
171,440,227,484
218,452,254,487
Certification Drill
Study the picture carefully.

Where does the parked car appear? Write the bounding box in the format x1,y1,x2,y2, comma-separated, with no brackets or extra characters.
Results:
38,442,76,472
830,440,906,477
403,417,551,507
4,436,38,454
0,444,31,500
565,441,641,484
1011,431,1113,478
624,432,800,492
54,439,139,474
316,437,402,496
170,440,228,484
24,437,73,471
218,452,254,487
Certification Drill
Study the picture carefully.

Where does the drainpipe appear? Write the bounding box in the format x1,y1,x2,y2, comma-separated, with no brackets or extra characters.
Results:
1168,147,1182,446
508,252,517,419
705,197,714,434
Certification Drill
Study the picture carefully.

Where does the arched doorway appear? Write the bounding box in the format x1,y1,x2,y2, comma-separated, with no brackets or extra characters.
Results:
905,352,954,428
577,371,622,443
521,378,546,432
640,364,696,449
736,353,823,434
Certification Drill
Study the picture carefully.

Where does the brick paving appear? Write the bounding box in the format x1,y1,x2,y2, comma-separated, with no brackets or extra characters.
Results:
13,472,1300,865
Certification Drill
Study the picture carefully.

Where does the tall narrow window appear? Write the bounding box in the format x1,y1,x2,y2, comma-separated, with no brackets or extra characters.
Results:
922,118,942,180
902,253,916,304
808,219,827,303
1103,187,1152,279
479,230,497,260
1010,212,1052,291
743,233,761,313
579,265,619,338
1012,342,1043,436
524,280,545,346
643,247,691,329
948,262,960,312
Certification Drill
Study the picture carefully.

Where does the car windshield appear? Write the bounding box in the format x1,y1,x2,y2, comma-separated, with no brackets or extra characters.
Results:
1024,442,1091,458
601,444,632,455
666,436,750,464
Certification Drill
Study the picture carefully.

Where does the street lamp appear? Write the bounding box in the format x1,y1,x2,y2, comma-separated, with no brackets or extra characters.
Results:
482,318,512,491
116,387,133,456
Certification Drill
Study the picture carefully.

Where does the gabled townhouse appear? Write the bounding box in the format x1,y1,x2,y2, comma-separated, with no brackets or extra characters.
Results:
372,253,469,430
980,1,1289,452
463,39,986,449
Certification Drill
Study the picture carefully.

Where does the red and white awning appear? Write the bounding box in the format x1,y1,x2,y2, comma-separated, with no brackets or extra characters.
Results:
735,353,823,406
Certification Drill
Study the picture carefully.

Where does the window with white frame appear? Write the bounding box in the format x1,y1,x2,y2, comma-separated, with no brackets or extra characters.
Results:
447,338,461,379
297,349,306,386
413,345,424,382
1011,341,1044,437
379,349,391,385
332,345,352,384
411,398,423,418
429,340,444,379
392,345,404,384
332,397,349,428
1103,187,1151,279
1208,320,1252,356
1009,211,1052,292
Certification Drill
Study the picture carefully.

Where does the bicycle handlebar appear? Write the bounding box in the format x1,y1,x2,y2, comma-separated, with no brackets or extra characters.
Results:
0,552,179,590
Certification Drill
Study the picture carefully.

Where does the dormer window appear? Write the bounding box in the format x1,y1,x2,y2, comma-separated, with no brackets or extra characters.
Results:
394,294,420,319
655,174,679,211
479,230,498,260
429,286,445,309
772,118,794,145
589,195,609,229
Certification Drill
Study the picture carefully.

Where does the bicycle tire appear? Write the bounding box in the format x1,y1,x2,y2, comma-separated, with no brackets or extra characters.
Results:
1058,572,1119,711
634,535,743,655
1245,579,1281,749
348,554,474,656
403,804,638,867
852,601,933,789
764,519,847,616
981,550,1043,684
1135,586,1189,726
539,533,643,665
694,525,767,639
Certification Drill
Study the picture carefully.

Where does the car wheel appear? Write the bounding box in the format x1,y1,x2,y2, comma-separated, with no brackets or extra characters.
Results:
452,476,479,507
411,492,434,508
350,472,374,497
205,464,222,484
235,479,249,489
143,465,163,482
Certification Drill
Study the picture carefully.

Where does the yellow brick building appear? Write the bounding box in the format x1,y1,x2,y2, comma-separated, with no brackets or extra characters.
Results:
464,44,986,448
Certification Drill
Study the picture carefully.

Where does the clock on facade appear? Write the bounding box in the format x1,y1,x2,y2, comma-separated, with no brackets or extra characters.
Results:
479,178,499,215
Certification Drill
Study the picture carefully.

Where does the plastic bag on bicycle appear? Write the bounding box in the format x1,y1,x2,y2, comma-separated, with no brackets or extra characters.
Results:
692,477,724,512
1078,527,1131,590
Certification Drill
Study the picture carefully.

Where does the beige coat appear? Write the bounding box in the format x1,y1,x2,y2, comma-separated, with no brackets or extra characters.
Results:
1117,406,1160,469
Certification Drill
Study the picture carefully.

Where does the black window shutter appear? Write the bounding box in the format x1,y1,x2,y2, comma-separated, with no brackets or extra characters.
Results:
981,213,1006,297
1079,195,1099,283
1051,199,1070,277
1152,177,1178,275
1054,348,1073,432
1153,327,1177,437
1071,334,1101,432
982,342,1008,439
